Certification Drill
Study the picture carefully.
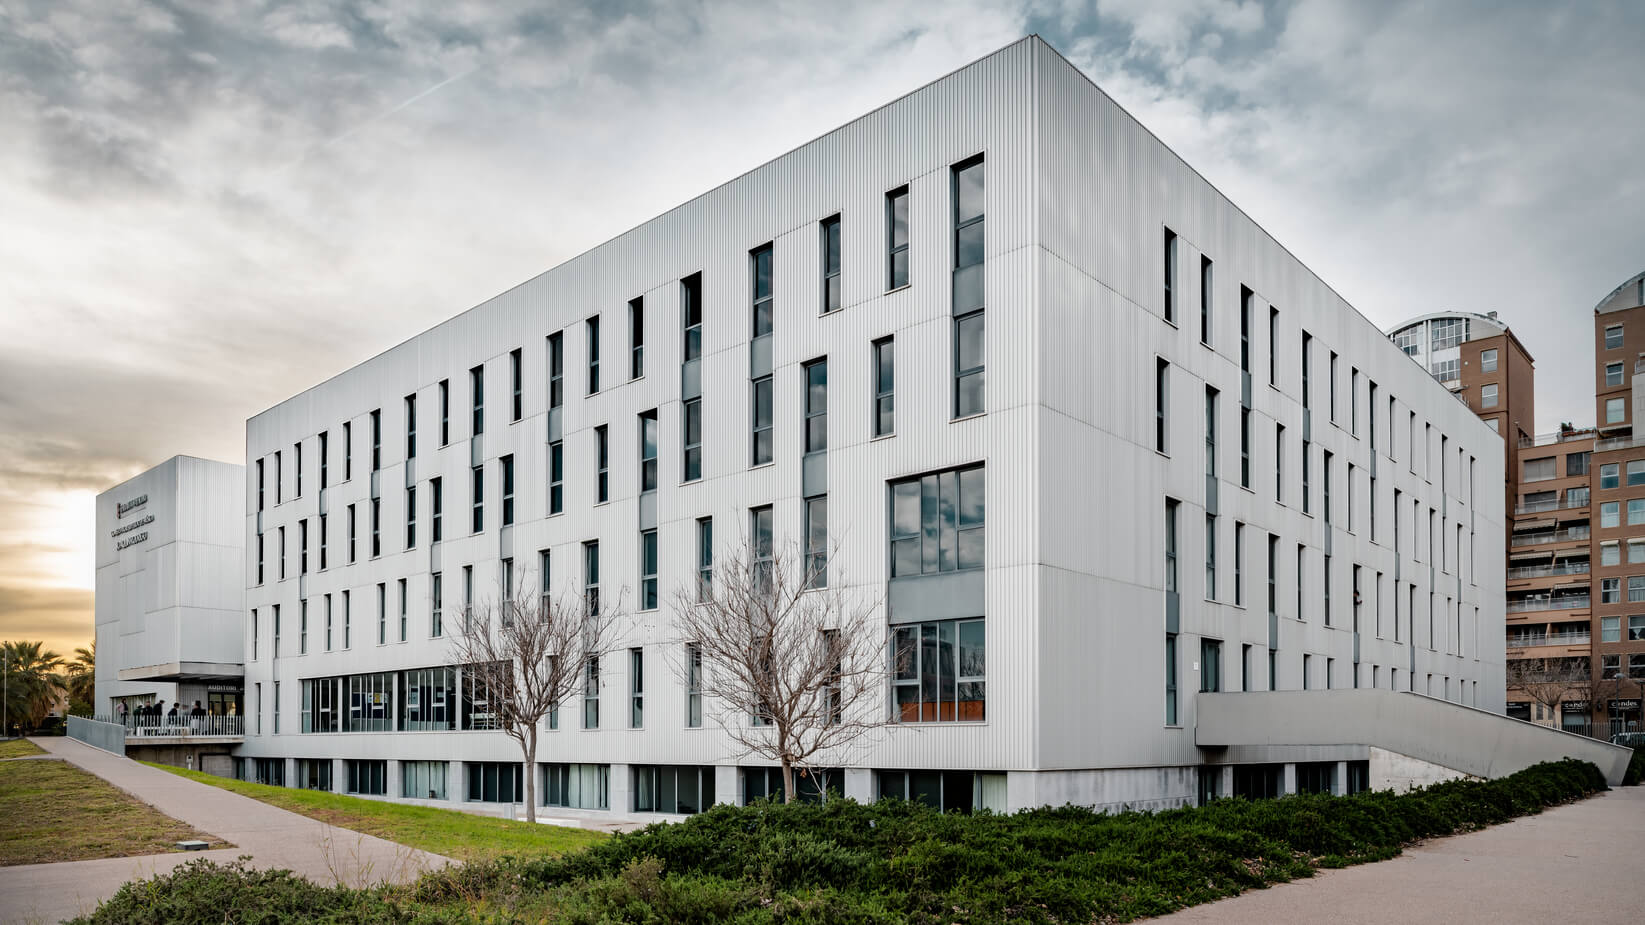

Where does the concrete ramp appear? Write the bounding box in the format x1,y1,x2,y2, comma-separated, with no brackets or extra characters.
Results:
1196,689,1633,786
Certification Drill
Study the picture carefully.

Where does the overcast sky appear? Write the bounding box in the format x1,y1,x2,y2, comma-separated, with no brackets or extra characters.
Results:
2,0,1641,656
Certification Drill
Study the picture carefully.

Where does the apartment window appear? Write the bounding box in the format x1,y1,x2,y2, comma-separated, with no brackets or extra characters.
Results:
1164,499,1179,595
1155,359,1169,454
1199,255,1213,344
630,648,644,728
1329,352,1338,421
346,504,356,562
1603,501,1620,528
343,589,351,648
1242,643,1253,691
251,609,258,661
640,529,658,610
468,365,485,436
696,517,713,602
804,359,828,453
1346,464,1356,532
1602,616,1621,643
1267,534,1278,620
683,398,702,481
462,566,473,628
594,425,609,501
890,465,986,577
1268,306,1279,386
1631,539,1645,565
1606,324,1624,349
398,578,407,642
751,375,773,466
629,299,644,380
821,214,841,313
299,519,308,575
1608,397,1626,424
1632,615,1645,641
1481,384,1498,409
583,655,600,729
1481,348,1498,372
402,396,417,463
1303,654,1312,690
294,442,302,497
537,549,551,611
1322,451,1334,524
1634,499,1645,525
805,496,828,589
953,156,985,418
686,643,704,727
1275,424,1285,503
1301,331,1312,409
1568,451,1590,476
257,532,264,584
1302,441,1312,514
682,273,702,362
1602,541,1620,567
891,617,986,722
430,477,443,542
751,505,774,589
431,572,442,638
1601,463,1620,489
549,442,564,513
1205,386,1218,479
1164,632,1179,724
636,410,658,493
438,379,450,445
873,337,895,437
470,465,483,533
1350,368,1359,435
751,243,773,337
318,513,327,568
1603,654,1621,679
500,455,515,526
543,763,609,810
887,186,909,290
366,411,381,473
1200,639,1222,693
274,450,281,503
1240,407,1251,487
1234,522,1245,606
257,458,265,511
405,486,416,548
1629,577,1645,603
1602,578,1621,604
584,540,600,617
509,348,523,420
376,582,387,645
1205,514,1217,600
586,316,601,394
1239,286,1252,371
548,333,564,408
278,525,285,579
1162,228,1177,323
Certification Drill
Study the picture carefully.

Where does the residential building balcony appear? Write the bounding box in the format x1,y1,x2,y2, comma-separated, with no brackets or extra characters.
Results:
1505,594,1591,614
1506,630,1591,649
1514,497,1591,515
1509,526,1590,547
1506,561,1590,580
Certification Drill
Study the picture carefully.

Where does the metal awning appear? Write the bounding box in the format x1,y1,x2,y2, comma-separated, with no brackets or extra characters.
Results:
1510,550,1552,561
1554,548,1589,559
1513,518,1557,531
118,661,244,684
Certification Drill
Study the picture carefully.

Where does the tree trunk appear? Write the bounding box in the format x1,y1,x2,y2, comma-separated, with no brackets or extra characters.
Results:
781,757,795,805
523,725,538,824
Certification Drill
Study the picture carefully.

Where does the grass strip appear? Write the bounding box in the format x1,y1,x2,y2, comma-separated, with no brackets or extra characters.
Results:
0,758,225,865
146,762,606,863
0,738,46,759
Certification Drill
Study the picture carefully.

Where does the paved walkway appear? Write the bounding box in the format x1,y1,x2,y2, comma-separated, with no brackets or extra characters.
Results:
1154,782,1645,924
0,738,450,924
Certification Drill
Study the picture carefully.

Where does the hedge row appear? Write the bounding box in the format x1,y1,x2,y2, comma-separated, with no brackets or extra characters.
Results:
76,758,1608,925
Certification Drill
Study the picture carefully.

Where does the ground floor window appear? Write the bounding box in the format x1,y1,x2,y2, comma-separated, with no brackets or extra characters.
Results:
346,759,387,795
1231,764,1282,799
403,760,448,800
742,767,842,805
874,769,1005,813
1197,766,1221,805
295,758,331,791
1345,760,1370,795
1295,761,1335,795
466,762,523,803
253,757,284,786
891,618,985,722
543,762,608,810
632,765,716,814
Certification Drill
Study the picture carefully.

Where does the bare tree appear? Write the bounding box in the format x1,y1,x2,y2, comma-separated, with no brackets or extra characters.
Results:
671,537,889,803
1505,656,1590,725
449,577,619,823
1591,666,1645,735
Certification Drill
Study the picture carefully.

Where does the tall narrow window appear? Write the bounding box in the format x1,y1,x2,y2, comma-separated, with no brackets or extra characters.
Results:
751,505,774,590
462,566,473,628
1200,639,1222,692
538,549,551,612
639,411,658,493
1351,368,1360,434
1239,285,1252,372
582,655,600,729
431,573,442,638
274,450,282,503
1301,440,1312,514
1163,227,1177,323
751,244,774,338
398,578,407,642
257,458,265,511
319,513,327,568
696,517,713,602
343,589,351,648
804,359,827,453
1155,359,1169,454
887,186,909,290
1301,331,1312,410
405,485,416,549
953,156,985,418
346,505,356,562
1205,387,1218,480
1199,255,1213,345
370,411,381,471
1205,514,1217,600
1240,407,1251,488
1164,499,1179,595
1165,632,1178,725
370,498,380,557
549,441,564,513
470,464,483,533
686,643,703,728
873,337,895,437
683,398,702,482
294,442,302,497
805,496,828,589
438,379,450,445
430,477,443,543
1322,450,1333,524
343,422,352,480
583,540,601,617
629,298,644,380
821,215,841,313
405,394,417,460
548,333,564,409
682,274,702,362
1268,306,1279,386
1233,522,1245,606
586,316,601,394
500,455,515,526
470,365,484,436
752,376,773,465
640,529,658,610
1275,424,1285,503
324,594,333,650
510,348,523,421
299,519,308,575
594,425,609,502
630,647,644,727
1329,351,1338,422
377,582,386,645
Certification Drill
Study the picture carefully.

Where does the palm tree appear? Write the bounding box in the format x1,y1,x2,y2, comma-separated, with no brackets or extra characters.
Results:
2,641,66,732
63,644,95,714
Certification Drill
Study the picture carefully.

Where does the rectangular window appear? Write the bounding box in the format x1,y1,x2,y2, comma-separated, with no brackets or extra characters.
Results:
1603,501,1620,528
632,765,717,815
257,458,265,511
1268,306,1279,386
821,214,841,313
1568,451,1590,476
401,760,447,799
1631,615,1645,641
1630,459,1645,486
318,513,327,569
272,605,280,657
1200,255,1213,344
1606,324,1624,349
462,566,473,627
405,394,417,461
1322,450,1334,524
1234,522,1245,606
1205,514,1217,600
470,365,484,436
299,519,308,575
640,529,658,610
889,465,986,577
1240,407,1251,487
594,425,609,501
294,442,302,497
1302,440,1312,514
346,505,356,562
257,532,264,584
279,525,286,579
1329,351,1338,421
430,477,443,542
628,298,644,381
1239,286,1252,372
1608,397,1626,424
686,643,703,727
891,618,986,723
804,358,827,453
586,316,600,394
887,186,909,290
751,505,774,589
1165,499,1179,595
1267,534,1278,619
251,608,258,661
548,442,564,513
630,647,644,728
431,572,442,637
683,398,702,481
1602,577,1621,604
343,589,350,648
695,517,714,602
537,549,551,611
1242,643,1252,691
1601,616,1622,643
873,337,894,437
682,273,702,362
1163,227,1177,323
438,379,450,445
1155,358,1169,454
510,348,523,421
1301,330,1312,409
1481,348,1498,372
1200,638,1222,692
274,450,282,503
500,455,515,526
1205,386,1218,479
1602,541,1620,567
639,411,658,493
398,578,407,641
542,763,609,810
1275,424,1285,503
346,760,387,796
1601,462,1620,489
583,655,600,729
1350,368,1359,435
548,332,564,409
1632,499,1645,525
1481,383,1498,408
805,495,828,590
751,375,773,465
1164,631,1178,724
584,540,601,617
470,465,483,533
953,156,985,417
751,244,773,337
405,485,416,549
370,498,381,557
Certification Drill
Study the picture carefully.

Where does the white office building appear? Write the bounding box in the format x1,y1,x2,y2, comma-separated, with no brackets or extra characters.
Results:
236,38,1627,817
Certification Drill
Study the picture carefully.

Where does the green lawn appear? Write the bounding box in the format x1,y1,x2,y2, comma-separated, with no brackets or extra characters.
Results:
146,763,606,862
1,758,225,865
0,738,46,759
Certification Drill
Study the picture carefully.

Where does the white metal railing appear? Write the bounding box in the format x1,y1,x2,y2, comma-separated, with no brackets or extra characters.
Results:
1505,595,1591,614
1506,562,1590,580
1510,526,1591,546
1519,430,1596,448
1507,632,1591,648
67,715,126,755
1514,496,1590,515
99,713,244,737
1595,433,1645,453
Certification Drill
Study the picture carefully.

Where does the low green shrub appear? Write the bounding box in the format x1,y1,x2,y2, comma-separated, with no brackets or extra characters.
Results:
74,760,1608,925
1625,745,1644,786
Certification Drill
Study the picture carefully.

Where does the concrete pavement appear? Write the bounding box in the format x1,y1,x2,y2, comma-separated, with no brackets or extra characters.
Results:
0,738,450,924
1152,782,1645,924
